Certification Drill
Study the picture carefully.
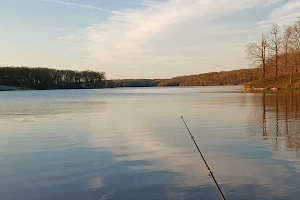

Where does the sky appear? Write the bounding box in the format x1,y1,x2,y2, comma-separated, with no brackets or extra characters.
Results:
0,0,299,79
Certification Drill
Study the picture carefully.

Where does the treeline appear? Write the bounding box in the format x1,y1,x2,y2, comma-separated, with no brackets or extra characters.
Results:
0,66,106,90
157,68,261,87
0,66,263,89
105,79,160,88
103,68,261,88
245,19,300,81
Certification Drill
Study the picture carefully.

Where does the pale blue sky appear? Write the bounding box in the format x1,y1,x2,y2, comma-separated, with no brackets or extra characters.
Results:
0,0,299,79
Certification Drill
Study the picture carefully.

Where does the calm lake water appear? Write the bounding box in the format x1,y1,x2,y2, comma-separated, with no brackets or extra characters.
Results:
0,86,300,200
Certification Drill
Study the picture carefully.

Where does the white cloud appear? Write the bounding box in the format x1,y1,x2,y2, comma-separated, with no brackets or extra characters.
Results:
75,0,295,78
85,0,279,59
257,0,300,27
263,0,285,7
43,0,119,14
269,0,300,19
57,35,75,40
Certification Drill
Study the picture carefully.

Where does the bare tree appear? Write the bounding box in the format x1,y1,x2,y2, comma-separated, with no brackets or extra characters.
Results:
246,35,267,79
283,26,292,73
268,23,282,77
290,20,300,73
283,26,293,85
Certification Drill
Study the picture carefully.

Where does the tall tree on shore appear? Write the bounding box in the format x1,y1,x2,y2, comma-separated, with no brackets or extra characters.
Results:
283,26,292,73
246,35,267,79
268,23,281,77
290,20,300,73
283,25,293,86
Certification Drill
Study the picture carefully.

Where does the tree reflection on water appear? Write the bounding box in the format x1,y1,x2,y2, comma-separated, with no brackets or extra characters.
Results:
248,91,300,159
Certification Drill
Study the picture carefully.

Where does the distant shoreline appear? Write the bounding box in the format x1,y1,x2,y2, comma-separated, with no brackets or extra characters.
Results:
0,66,260,89
0,85,23,91
0,84,244,92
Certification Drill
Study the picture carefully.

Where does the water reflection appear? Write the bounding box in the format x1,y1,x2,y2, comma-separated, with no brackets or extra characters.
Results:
247,91,300,160
1,88,300,200
86,89,300,199
0,98,106,119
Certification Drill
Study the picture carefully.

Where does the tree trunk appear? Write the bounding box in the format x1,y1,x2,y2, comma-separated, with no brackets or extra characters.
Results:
275,44,278,76
285,43,288,74
262,37,266,79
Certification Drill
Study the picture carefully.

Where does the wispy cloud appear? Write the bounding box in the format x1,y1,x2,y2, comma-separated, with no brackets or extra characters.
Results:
57,35,75,40
257,0,300,27
269,0,300,20
263,0,285,7
43,0,120,14
84,0,283,62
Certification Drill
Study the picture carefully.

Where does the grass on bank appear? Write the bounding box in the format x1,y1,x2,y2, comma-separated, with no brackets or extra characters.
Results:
244,73,300,90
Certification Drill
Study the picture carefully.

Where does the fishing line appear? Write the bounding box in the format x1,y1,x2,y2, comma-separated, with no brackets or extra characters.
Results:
181,116,226,200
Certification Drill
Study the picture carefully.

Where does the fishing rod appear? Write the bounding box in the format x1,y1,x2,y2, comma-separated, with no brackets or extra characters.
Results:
181,116,226,200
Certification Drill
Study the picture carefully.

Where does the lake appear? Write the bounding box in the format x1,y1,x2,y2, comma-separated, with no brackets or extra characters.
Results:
0,86,300,200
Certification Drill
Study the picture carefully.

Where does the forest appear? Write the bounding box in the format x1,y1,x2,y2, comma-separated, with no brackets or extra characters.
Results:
105,79,160,88
0,67,106,90
157,68,261,87
245,19,300,87
1,19,299,90
0,66,260,89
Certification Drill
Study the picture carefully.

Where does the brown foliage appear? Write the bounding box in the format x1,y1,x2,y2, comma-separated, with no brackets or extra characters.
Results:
246,20,300,80
158,68,261,87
